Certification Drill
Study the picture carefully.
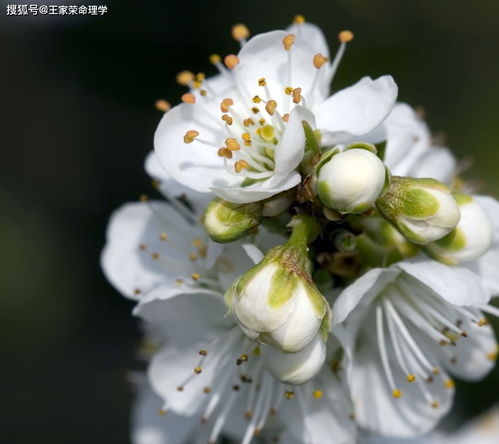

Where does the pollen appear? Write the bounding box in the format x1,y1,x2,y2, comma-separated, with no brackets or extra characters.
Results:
176,385,184,392
224,54,240,70
252,95,262,103
243,118,255,127
209,54,221,65
284,86,293,95
265,100,277,115
292,87,302,104
225,138,241,151
203,386,211,394
251,107,260,114
406,374,416,382
242,132,252,146
285,390,295,399
176,70,194,85
183,130,199,143
181,93,196,104
339,30,354,43
258,77,266,87
199,349,208,356
154,99,171,112
220,98,234,113
313,53,329,69
282,113,290,122
282,34,295,51
260,124,275,141
159,232,168,241
235,160,250,173
218,148,233,159
293,14,305,24
478,318,489,326
191,272,201,281
431,401,440,409
222,114,233,125
313,390,323,399
392,389,402,399
194,366,202,374
258,118,266,125
231,23,250,41
444,378,455,389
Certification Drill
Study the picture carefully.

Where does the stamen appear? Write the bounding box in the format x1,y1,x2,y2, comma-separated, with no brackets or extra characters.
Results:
222,114,233,125
191,272,201,281
282,113,289,122
376,305,400,397
220,98,234,113
339,30,354,43
224,54,240,70
176,70,194,86
209,54,221,65
292,87,302,104
159,232,168,241
265,100,277,116
232,23,250,45
225,138,241,151
181,93,196,104
282,34,295,51
313,390,323,399
313,53,329,69
329,30,354,82
293,14,305,24
154,99,171,112
235,160,250,173
183,130,199,143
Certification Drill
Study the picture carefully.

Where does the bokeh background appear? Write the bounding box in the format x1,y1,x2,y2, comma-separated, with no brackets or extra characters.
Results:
1,0,498,442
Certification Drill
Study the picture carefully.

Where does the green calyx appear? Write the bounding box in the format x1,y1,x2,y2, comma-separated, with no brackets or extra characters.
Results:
203,197,263,243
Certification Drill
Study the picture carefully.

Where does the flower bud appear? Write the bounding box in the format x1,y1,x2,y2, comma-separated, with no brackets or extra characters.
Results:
426,194,492,264
316,144,388,214
262,335,326,385
203,198,263,243
376,176,461,245
262,189,295,217
225,215,330,353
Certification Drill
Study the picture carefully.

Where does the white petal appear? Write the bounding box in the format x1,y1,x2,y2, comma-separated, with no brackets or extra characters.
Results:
154,103,239,193
315,76,398,137
408,147,457,185
274,107,306,175
101,202,197,299
396,259,490,306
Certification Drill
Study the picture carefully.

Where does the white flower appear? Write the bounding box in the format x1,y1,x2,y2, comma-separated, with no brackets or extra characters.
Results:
316,144,388,214
225,215,331,353
426,194,493,264
154,22,397,203
332,259,497,437
376,176,461,245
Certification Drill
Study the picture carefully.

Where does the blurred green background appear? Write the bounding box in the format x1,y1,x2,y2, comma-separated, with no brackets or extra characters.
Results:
0,0,498,442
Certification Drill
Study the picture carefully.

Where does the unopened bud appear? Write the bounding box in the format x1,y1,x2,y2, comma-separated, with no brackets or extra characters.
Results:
203,198,263,243
426,194,492,264
262,189,295,217
376,177,461,245
225,215,330,353
316,144,388,214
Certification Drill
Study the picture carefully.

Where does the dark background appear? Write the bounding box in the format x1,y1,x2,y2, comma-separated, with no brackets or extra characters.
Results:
1,0,498,442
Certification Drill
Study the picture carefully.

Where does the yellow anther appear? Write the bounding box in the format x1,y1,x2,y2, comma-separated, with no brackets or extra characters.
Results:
252,95,262,103
191,272,201,281
200,89,207,97
313,390,323,399
406,374,416,382
220,98,234,113
251,107,260,114
196,72,205,82
265,99,277,115
154,99,171,112
189,253,199,262
258,118,266,125
285,390,295,399
432,368,440,375
159,232,168,241
225,138,241,151
231,23,250,41
181,93,196,104
235,160,250,173
175,278,184,285
242,132,252,146
478,318,489,326
151,252,160,259
258,77,266,86
292,87,302,104
209,54,221,65
282,113,290,122
237,354,248,365
270,408,277,416
284,86,293,95
282,34,295,51
139,194,149,202
176,70,194,85
222,114,233,125
313,53,329,69
260,124,275,141
199,349,208,356
176,385,184,392
203,386,211,394
392,389,402,399
224,54,240,70
151,179,160,189
158,408,167,416
487,349,497,361
217,148,233,159
444,378,455,389
252,346,260,356
194,366,202,374
133,288,141,295
139,243,146,250
245,410,253,419
339,30,354,43
431,401,439,409
192,238,204,247
192,80,202,89
293,14,305,24
243,118,255,127
183,130,199,143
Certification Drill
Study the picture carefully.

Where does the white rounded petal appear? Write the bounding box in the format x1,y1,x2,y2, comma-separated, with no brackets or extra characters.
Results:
262,335,326,384
154,103,239,193
409,147,457,185
315,76,398,137
101,201,197,298
317,148,386,214
273,107,306,175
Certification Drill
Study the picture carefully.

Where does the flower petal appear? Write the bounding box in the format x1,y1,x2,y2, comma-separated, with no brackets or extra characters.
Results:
315,76,398,138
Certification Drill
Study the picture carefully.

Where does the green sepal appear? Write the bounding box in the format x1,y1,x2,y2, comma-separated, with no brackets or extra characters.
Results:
300,120,322,176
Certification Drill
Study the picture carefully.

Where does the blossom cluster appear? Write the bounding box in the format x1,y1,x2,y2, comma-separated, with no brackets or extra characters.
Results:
102,17,499,444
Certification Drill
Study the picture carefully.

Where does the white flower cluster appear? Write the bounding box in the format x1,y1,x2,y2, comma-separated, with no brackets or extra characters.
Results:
102,16,499,444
